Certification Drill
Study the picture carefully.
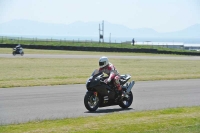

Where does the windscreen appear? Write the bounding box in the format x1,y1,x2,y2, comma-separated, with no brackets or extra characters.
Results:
91,69,102,76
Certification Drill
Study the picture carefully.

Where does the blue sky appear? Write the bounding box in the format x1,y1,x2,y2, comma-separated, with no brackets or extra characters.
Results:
0,0,199,32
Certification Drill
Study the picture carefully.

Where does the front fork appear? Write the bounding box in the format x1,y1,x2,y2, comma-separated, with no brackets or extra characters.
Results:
93,92,98,96
125,81,135,94
92,92,99,104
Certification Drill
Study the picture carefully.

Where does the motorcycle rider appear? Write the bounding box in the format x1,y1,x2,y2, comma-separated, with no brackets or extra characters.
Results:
98,56,124,101
15,44,22,53
15,44,21,49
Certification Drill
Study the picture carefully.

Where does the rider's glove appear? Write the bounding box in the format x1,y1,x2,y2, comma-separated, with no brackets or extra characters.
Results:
104,78,111,84
104,79,108,84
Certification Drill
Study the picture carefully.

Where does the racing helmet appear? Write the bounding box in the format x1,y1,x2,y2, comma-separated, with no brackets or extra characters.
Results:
99,56,109,68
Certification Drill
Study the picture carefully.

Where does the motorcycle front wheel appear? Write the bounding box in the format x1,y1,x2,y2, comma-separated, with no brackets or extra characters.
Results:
84,92,99,112
21,51,24,56
12,51,16,56
119,91,133,109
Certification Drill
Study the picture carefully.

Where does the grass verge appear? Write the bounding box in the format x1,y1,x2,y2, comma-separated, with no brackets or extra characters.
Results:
0,57,200,88
0,106,200,133
1,38,200,54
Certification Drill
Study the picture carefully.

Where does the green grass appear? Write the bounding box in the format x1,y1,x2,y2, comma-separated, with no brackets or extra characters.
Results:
0,106,199,133
1,37,199,54
0,56,200,88
1,37,149,48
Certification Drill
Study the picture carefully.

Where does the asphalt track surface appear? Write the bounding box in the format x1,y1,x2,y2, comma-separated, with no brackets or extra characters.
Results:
1,53,200,60
0,54,200,125
1,79,200,125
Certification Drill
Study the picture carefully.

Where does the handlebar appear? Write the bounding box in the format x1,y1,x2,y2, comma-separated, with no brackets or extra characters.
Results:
100,79,106,84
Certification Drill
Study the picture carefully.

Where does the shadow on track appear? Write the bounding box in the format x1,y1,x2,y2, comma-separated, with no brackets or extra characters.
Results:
84,108,134,114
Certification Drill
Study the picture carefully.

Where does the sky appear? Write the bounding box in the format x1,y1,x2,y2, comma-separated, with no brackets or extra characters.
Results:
0,0,199,32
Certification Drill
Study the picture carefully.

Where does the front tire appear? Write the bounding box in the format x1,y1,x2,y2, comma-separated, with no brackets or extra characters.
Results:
21,51,24,56
84,92,99,112
12,51,16,56
119,91,133,109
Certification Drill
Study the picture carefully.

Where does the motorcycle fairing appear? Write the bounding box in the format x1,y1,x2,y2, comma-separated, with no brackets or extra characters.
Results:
120,74,131,85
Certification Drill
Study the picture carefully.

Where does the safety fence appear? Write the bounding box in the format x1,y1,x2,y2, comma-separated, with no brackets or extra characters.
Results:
1,43,200,56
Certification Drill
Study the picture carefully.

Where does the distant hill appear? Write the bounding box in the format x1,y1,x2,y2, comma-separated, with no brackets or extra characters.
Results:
0,19,199,38
161,24,200,38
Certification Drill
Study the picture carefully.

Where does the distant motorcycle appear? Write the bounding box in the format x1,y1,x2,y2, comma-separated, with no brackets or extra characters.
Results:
13,47,24,56
84,69,135,112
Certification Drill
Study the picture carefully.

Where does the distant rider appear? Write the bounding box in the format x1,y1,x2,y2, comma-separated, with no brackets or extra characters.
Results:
15,44,21,49
98,56,124,100
15,44,22,53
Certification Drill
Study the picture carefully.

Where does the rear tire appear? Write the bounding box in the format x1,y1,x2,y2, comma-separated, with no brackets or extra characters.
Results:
21,51,24,56
84,92,99,112
119,91,133,109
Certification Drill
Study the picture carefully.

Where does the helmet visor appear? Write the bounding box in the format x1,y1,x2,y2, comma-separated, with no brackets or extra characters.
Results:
99,61,105,66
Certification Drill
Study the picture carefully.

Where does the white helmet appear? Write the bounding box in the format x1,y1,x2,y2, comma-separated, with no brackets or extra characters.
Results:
99,56,109,68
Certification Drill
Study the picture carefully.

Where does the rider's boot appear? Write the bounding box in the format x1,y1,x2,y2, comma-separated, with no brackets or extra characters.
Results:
115,86,124,102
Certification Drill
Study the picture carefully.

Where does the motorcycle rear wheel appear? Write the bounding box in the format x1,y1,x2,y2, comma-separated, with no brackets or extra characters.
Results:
84,92,99,112
119,91,133,109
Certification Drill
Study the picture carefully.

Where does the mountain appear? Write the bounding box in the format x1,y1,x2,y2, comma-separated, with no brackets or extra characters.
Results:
0,19,68,35
0,19,199,38
161,24,200,38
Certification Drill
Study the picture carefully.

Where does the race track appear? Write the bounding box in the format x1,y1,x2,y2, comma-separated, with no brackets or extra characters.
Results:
0,53,200,125
1,79,200,125
1,53,200,60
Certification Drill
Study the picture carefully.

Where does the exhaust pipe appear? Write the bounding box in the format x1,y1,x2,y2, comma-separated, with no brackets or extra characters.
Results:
126,81,135,93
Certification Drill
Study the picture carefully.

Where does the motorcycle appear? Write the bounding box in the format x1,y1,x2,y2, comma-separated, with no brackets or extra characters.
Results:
13,47,24,56
84,69,135,112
